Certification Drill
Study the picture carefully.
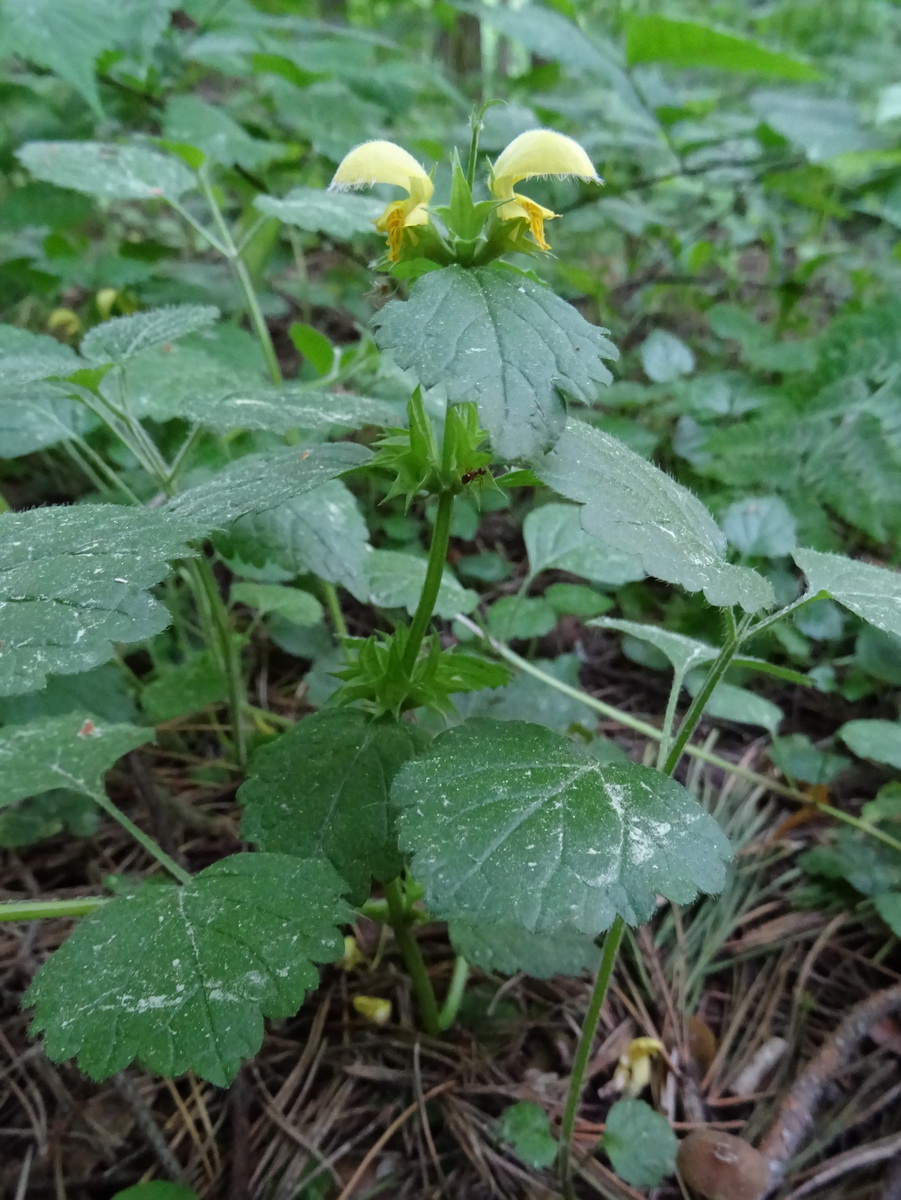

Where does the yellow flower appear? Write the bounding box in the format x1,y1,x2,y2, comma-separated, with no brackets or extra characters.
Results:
490,129,601,251
330,140,433,262
612,1036,664,1098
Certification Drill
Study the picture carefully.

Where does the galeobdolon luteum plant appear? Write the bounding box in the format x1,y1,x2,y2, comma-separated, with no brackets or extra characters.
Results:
4,118,901,1192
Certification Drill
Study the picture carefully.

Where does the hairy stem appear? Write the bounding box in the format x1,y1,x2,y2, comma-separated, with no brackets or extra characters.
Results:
92,791,191,884
0,897,106,922
559,916,626,1196
438,955,470,1031
384,878,440,1037
402,488,454,675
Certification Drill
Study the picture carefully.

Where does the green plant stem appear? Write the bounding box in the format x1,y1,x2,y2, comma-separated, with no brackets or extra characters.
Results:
402,488,454,675
384,878,440,1037
663,631,740,776
196,171,283,386
188,558,249,770
558,915,626,1196
321,580,350,643
452,615,901,851
437,955,470,1031
656,662,689,771
0,897,106,922
92,791,191,884
746,593,819,639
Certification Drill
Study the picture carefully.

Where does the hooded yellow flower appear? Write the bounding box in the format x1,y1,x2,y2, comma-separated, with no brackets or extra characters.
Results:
490,129,601,251
330,140,433,262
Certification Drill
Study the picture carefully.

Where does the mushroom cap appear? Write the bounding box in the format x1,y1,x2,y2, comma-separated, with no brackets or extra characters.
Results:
676,1129,770,1200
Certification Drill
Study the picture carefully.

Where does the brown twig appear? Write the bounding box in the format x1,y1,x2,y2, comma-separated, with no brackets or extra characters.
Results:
782,1130,901,1200
758,979,901,1191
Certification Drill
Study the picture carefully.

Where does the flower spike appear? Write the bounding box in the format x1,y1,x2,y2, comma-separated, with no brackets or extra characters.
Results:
330,140,434,262
490,129,601,251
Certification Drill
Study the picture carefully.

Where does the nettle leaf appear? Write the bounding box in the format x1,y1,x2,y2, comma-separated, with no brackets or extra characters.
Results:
0,324,81,385
537,419,774,613
721,496,797,558
640,330,695,384
0,389,90,458
0,0,116,113
603,1099,677,1190
174,389,398,437
255,187,385,239
795,548,901,639
523,502,644,585
0,505,195,697
17,141,196,203
164,96,286,171
223,481,372,601
448,920,601,979
592,618,719,677
239,710,421,901
373,265,617,461
230,582,322,627
394,720,732,936
27,854,351,1085
0,714,152,806
366,549,478,618
81,306,219,365
165,443,372,534
625,14,820,81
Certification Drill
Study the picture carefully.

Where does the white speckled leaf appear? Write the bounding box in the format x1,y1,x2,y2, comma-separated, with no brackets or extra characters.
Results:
393,719,732,935
255,187,384,238
795,548,901,638
536,418,774,612
0,323,81,387
224,481,371,601
164,443,372,534
17,141,196,202
448,919,601,979
26,854,352,1085
0,713,152,806
81,305,219,364
373,265,618,461
590,618,719,676
0,505,196,697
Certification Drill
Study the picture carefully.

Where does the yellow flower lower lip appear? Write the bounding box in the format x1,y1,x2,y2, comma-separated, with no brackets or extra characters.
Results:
330,140,433,262
490,128,600,252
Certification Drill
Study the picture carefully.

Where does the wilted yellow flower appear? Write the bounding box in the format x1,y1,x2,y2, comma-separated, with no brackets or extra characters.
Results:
490,129,601,251
337,935,366,972
612,1036,664,1098
352,995,392,1025
330,140,433,262
47,308,81,339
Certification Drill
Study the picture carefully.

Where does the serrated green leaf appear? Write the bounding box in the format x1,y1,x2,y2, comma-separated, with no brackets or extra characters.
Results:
523,502,644,585
231,582,322,626
537,419,774,612
0,789,100,849
685,672,783,734
839,720,901,770
604,1099,677,1189
17,141,196,202
487,596,557,640
794,548,901,639
366,549,477,619
0,324,82,386
394,719,732,935
448,919,600,979
0,505,195,697
770,734,849,785
496,1101,557,1169
0,0,114,112
165,443,372,534
0,714,151,805
81,306,219,364
224,481,371,602
0,388,91,457
626,15,820,81
592,619,718,677
27,853,351,1084
255,187,385,238
722,496,797,558
373,266,617,461
239,710,420,900
164,96,286,170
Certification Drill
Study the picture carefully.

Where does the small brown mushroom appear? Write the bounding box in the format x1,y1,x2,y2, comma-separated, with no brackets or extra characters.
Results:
676,1128,770,1200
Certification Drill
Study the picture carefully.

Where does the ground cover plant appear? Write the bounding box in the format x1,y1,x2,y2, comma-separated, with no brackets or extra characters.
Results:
1,1,901,1197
